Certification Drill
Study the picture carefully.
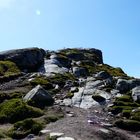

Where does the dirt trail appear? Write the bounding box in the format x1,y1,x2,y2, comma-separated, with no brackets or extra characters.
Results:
36,106,140,140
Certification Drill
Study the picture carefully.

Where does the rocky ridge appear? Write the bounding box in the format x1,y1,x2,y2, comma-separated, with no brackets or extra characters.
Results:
0,47,140,140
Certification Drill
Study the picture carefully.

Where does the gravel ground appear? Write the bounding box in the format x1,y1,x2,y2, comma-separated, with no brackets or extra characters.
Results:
34,106,140,140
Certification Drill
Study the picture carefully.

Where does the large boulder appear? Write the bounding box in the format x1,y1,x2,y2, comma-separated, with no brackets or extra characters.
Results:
23,85,54,108
116,79,129,92
95,71,112,80
0,48,46,72
116,79,140,92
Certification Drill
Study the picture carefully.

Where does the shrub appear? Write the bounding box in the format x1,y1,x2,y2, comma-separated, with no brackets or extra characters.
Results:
0,99,43,123
92,95,105,102
8,119,43,139
114,119,140,131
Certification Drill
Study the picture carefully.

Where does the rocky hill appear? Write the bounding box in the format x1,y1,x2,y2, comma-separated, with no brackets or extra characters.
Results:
0,47,140,140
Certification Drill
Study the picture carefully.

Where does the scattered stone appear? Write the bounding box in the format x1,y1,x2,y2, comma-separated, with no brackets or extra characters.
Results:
39,129,51,135
50,132,64,139
98,128,110,134
100,122,113,127
66,112,75,117
27,134,35,139
63,99,72,106
57,137,75,140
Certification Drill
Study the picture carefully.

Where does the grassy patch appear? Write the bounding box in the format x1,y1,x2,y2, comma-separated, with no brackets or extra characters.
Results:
114,119,140,131
43,106,64,124
59,48,102,63
0,61,20,77
65,92,74,99
116,95,132,102
0,99,43,123
79,63,129,77
49,73,76,87
96,64,128,77
8,119,43,139
110,106,133,115
113,101,140,107
0,92,25,103
131,109,140,121
122,110,131,118
30,77,53,89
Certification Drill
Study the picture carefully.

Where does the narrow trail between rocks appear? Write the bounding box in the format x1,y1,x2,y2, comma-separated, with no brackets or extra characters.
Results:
35,106,139,140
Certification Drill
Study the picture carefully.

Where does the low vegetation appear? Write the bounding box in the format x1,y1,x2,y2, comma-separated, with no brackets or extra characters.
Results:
30,77,53,89
8,119,43,139
0,99,43,123
49,73,76,87
0,61,20,77
0,92,25,103
114,119,140,132
65,92,74,99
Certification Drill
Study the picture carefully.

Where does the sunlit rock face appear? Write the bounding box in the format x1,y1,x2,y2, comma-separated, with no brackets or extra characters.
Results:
0,47,45,72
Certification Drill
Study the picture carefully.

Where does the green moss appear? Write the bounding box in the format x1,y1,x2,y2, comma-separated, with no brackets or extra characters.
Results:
116,95,132,102
110,106,133,115
79,63,129,77
122,110,131,118
65,92,74,99
0,99,43,123
131,109,140,121
0,61,20,77
113,101,140,107
44,114,63,123
30,77,53,89
60,48,82,54
96,64,128,77
8,119,43,139
59,48,102,63
114,119,140,131
49,73,76,87
49,88,60,95
0,92,25,103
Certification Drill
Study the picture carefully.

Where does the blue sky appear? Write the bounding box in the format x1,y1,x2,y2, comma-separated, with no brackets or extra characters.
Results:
0,0,140,77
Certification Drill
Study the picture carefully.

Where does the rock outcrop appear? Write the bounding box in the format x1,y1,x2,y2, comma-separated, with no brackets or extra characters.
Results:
1,47,140,139
0,47,46,72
